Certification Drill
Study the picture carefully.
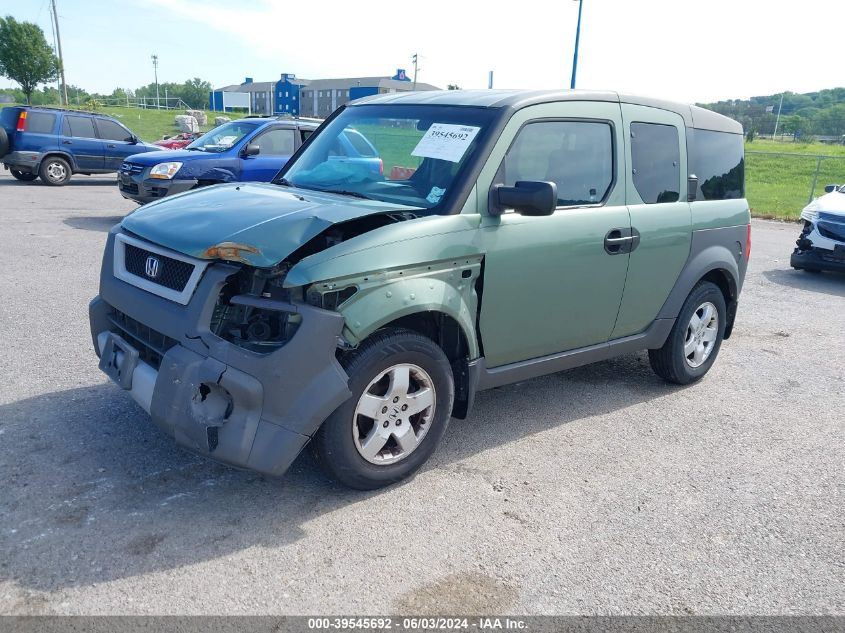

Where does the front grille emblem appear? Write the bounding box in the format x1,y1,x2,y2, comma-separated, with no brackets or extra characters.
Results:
145,256,160,278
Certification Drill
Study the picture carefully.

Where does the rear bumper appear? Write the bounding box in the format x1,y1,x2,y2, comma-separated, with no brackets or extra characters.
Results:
3,151,43,172
90,228,353,476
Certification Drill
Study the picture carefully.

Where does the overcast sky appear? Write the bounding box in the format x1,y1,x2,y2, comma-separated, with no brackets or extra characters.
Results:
1,0,838,104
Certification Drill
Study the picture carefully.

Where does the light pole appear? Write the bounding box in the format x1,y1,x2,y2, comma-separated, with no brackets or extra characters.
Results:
151,54,160,109
570,0,583,89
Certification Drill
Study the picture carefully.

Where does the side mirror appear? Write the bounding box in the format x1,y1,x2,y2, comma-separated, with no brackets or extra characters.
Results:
130,135,139,144
824,184,839,193
490,181,557,216
244,143,260,157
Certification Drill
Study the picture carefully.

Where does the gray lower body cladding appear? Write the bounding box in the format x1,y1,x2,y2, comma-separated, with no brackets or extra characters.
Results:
90,228,352,476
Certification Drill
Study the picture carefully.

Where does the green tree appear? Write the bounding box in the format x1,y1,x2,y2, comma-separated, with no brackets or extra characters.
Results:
178,77,212,109
0,16,60,104
781,114,802,139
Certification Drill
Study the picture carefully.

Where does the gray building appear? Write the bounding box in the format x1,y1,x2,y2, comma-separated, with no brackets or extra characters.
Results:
210,71,439,117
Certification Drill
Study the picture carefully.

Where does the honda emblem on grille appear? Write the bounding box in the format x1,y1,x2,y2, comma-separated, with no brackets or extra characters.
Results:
145,256,160,279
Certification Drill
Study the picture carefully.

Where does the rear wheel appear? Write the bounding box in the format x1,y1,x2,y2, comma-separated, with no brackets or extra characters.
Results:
10,169,38,182
649,281,727,385
313,329,454,490
39,156,72,186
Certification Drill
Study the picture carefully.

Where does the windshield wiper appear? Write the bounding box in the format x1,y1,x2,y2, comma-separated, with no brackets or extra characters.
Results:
186,147,205,151
275,177,293,187
318,188,371,200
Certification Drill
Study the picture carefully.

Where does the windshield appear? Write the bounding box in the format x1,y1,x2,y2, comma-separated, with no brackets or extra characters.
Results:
276,105,497,212
186,120,260,153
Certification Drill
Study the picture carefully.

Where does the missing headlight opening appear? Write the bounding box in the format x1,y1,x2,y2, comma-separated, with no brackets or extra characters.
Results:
210,266,302,354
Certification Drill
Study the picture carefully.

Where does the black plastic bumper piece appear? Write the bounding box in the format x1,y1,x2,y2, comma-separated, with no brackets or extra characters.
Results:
118,173,198,204
791,248,845,274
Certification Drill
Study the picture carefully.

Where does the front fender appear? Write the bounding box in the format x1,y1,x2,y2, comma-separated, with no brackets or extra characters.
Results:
329,257,483,359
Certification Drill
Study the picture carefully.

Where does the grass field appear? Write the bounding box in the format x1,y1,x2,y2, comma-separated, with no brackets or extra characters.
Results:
94,106,248,141
745,140,845,220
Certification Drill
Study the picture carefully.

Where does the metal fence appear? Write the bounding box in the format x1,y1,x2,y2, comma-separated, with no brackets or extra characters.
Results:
745,151,845,218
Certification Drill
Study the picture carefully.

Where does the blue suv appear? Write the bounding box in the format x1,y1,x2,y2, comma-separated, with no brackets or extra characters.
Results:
118,117,383,204
0,106,161,186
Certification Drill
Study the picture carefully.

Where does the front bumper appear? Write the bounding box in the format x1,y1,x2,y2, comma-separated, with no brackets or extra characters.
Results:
792,217,845,273
90,228,352,476
791,247,845,273
118,168,197,204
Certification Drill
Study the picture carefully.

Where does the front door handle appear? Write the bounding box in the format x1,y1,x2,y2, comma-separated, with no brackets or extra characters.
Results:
107,143,116,148
62,140,72,145
604,227,641,255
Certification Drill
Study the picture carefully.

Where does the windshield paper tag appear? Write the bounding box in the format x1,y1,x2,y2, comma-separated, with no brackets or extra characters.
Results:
412,124,481,163
426,186,446,204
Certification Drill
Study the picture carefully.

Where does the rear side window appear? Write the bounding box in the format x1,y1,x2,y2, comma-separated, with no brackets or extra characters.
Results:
63,115,97,139
96,118,132,142
253,128,296,155
630,122,680,204
690,129,744,200
502,120,614,206
1,107,21,129
24,112,56,134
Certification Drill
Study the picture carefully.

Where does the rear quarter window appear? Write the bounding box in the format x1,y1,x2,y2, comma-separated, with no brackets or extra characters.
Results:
1,107,21,129
630,122,680,204
690,129,745,200
24,112,57,134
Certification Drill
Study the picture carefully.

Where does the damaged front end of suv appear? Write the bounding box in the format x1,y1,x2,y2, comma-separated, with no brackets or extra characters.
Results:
791,183,845,274
90,100,497,482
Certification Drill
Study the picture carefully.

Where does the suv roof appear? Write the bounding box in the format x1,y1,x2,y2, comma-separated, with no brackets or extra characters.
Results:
5,105,103,117
351,89,742,134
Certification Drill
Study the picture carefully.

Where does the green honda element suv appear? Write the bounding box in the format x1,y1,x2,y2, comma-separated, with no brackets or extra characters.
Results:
90,90,750,489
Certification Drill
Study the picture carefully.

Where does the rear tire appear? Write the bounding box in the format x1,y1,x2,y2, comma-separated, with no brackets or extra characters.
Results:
10,169,38,182
649,281,727,385
39,156,72,186
0,126,8,158
313,328,454,490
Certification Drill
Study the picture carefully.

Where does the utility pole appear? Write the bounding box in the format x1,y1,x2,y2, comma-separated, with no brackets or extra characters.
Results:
412,53,419,90
570,0,583,89
151,54,160,109
772,92,785,140
50,0,68,106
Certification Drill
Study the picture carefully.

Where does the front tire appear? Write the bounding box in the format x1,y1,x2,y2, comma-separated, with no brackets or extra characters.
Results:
313,328,454,490
649,281,727,385
39,156,72,186
10,169,38,182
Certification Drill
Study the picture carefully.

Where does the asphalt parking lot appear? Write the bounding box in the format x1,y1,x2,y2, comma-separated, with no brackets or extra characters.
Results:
0,171,843,616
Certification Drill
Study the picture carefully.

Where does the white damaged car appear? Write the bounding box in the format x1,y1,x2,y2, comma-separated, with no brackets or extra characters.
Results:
791,184,845,274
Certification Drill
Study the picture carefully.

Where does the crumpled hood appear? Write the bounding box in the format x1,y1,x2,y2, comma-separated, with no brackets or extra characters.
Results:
121,182,411,268
803,190,845,219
